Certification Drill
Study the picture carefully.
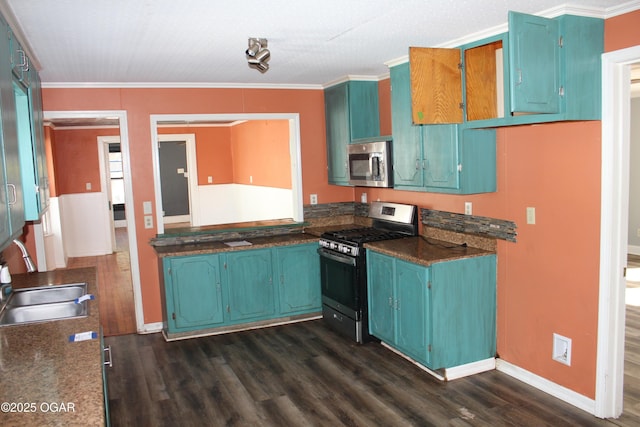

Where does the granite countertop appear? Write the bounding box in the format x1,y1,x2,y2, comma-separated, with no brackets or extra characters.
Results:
0,267,104,427
365,236,495,267
154,232,320,257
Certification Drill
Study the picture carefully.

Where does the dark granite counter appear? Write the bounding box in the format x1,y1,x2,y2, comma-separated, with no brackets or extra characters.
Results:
365,236,495,267
154,232,320,257
0,268,104,427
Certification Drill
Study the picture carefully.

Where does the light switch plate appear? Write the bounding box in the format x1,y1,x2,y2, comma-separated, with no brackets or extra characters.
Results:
143,201,152,215
526,207,536,224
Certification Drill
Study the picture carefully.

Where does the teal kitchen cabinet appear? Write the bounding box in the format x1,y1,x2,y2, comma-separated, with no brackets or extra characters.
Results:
391,62,496,194
274,242,321,316
324,80,380,185
162,254,224,332
409,11,603,128
0,16,25,245
368,251,430,365
367,250,396,343
367,250,497,371
223,247,276,322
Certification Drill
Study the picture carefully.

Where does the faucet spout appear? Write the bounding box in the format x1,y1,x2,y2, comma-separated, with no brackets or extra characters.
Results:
13,239,36,273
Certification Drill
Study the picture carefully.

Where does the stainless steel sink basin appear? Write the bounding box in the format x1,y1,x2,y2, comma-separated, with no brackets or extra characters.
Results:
0,301,88,325
8,283,87,306
0,283,90,326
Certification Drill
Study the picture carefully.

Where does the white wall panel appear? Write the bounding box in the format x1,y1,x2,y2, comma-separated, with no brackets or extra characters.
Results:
59,193,112,257
195,184,294,226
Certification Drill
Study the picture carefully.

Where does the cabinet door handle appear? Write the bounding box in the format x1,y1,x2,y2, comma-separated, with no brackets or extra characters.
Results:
388,296,393,307
16,49,27,70
415,159,420,171
103,345,113,368
7,184,16,206
516,68,523,85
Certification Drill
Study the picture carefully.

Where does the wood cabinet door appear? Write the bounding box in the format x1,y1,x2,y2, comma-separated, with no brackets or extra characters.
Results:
423,124,460,190
395,259,430,364
169,255,224,330
276,243,321,315
367,251,396,344
391,63,424,188
225,248,275,321
508,11,560,114
410,47,462,125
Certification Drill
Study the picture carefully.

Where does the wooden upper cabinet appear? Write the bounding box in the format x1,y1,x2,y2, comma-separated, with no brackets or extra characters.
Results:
409,47,462,125
465,40,503,121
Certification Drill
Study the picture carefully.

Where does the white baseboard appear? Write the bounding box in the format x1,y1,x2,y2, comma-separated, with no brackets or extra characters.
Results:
139,322,164,334
444,357,496,380
495,359,596,416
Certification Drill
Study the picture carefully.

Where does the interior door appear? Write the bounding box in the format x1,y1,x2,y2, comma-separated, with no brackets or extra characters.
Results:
159,140,190,220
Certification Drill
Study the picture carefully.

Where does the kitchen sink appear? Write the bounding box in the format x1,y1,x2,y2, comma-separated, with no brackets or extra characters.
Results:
0,283,90,326
8,283,87,306
0,301,88,325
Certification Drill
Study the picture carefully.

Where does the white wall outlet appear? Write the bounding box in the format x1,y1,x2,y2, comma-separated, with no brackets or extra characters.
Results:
310,194,318,205
464,202,472,215
552,333,572,366
249,175,253,184
526,207,536,224
207,176,213,183
144,215,154,229
86,182,91,190
361,192,367,203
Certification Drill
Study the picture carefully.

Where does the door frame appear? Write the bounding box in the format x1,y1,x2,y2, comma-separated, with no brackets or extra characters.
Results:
97,135,119,252
596,45,640,418
157,134,198,226
44,110,144,332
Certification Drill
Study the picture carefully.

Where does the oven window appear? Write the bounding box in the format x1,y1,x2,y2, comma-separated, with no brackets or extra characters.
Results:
320,255,359,311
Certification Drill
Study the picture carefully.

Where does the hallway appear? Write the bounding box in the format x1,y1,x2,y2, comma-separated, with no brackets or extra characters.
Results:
67,227,136,336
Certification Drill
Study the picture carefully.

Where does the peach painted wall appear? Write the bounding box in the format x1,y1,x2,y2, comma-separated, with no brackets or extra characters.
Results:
43,126,58,197
231,120,291,188
51,127,120,195
41,86,352,325
158,126,234,185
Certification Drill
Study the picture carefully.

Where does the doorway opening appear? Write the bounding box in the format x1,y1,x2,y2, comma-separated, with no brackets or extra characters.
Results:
43,110,143,333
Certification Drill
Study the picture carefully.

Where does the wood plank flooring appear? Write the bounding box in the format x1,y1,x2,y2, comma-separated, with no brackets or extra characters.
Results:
66,227,137,336
87,244,640,425
104,315,640,426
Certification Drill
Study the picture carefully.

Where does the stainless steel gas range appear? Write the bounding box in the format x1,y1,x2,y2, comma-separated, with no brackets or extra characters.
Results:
317,201,418,343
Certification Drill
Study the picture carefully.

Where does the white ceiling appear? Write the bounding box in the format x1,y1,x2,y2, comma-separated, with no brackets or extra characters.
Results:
2,0,637,88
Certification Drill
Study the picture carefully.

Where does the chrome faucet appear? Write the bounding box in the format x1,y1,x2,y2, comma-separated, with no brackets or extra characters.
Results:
13,239,36,273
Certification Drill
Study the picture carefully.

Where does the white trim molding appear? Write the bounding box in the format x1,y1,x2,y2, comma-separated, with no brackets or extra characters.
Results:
496,359,596,415
596,45,640,419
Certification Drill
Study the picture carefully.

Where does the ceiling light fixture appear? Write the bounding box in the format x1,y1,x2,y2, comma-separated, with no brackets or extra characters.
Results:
246,38,270,73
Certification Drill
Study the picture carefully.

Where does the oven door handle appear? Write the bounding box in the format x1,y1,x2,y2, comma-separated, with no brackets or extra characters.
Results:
317,247,357,267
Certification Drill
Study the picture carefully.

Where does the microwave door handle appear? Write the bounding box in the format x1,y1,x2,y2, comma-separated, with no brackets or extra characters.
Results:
372,156,380,179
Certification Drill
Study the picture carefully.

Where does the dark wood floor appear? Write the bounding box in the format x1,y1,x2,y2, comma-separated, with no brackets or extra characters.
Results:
93,248,640,425
103,313,640,426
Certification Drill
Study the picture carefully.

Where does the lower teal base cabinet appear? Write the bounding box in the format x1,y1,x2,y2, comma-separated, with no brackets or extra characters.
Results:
160,242,321,338
367,250,497,377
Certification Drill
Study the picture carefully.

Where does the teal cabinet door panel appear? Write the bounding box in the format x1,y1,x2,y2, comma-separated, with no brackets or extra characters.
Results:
225,248,275,321
509,11,560,114
348,81,380,140
390,63,424,188
167,255,224,330
395,259,430,363
458,128,497,194
325,83,350,185
276,243,321,315
367,251,396,344
423,124,459,190
430,255,497,369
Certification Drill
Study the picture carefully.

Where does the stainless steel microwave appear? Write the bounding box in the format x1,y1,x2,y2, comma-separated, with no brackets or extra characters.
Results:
347,138,393,188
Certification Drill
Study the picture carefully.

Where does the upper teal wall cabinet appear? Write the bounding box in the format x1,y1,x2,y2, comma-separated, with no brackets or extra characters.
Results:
391,63,496,194
324,81,380,185
408,11,603,128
